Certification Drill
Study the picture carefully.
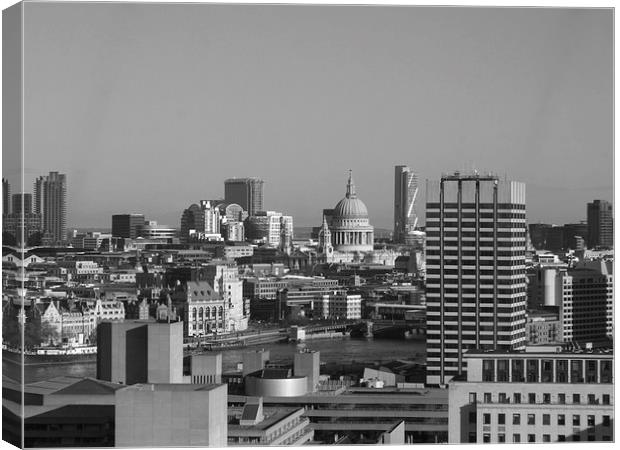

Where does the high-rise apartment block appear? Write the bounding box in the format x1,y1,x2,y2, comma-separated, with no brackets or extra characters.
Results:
224,177,264,216
111,213,145,239
393,165,419,243
425,173,527,385
34,171,67,245
587,200,613,249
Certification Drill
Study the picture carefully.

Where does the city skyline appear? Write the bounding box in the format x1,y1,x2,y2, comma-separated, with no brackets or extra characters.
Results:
2,4,612,229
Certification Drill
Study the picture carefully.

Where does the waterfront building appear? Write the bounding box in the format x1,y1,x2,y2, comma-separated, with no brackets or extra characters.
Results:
111,213,145,239
34,171,67,245
587,200,613,249
225,177,264,216
425,172,527,385
204,262,248,332
448,347,614,443
97,321,184,385
228,399,314,446
316,291,362,320
393,165,419,243
171,280,228,336
115,383,228,447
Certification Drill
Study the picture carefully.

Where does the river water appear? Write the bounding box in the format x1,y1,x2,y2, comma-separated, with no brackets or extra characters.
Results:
3,337,426,383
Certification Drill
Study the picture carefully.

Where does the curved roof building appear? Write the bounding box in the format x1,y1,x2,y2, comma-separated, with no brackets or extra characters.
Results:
324,171,374,253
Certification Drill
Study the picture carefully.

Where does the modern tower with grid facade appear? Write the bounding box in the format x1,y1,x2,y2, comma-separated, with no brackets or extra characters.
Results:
425,172,528,386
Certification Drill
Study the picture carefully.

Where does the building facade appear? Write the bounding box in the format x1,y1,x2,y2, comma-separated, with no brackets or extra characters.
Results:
111,214,145,239
393,165,419,243
448,348,614,443
425,173,527,385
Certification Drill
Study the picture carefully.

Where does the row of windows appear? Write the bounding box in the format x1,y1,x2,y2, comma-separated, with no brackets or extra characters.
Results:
480,358,612,383
426,221,525,229
472,391,612,406
477,412,611,428
426,203,526,210
473,433,612,443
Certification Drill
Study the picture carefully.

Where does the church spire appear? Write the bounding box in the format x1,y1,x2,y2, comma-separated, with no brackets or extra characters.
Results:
346,169,357,198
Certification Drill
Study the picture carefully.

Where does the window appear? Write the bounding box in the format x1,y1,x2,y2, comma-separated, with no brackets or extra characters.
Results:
558,393,566,404
558,435,566,442
498,434,505,443
482,359,495,381
543,414,550,425
468,432,477,443
528,393,536,404
498,393,508,403
513,414,521,425
469,392,477,403
513,393,521,404
483,414,491,425
513,434,521,443
573,415,580,426
573,394,580,404
602,394,610,405
543,393,551,404
587,415,595,427
483,434,491,443
484,393,492,403
587,435,596,441
528,434,536,443
528,414,536,425
497,359,509,381
498,414,505,425
543,435,551,443
588,394,596,405
527,359,539,382
603,415,610,427
558,415,565,426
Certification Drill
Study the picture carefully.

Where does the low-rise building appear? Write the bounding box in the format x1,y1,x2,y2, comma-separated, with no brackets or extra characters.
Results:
448,347,614,443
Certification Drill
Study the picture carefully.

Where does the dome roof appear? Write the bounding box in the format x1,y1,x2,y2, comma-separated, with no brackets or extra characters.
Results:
333,171,369,218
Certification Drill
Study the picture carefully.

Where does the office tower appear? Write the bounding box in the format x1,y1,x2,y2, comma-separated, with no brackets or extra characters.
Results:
425,172,527,385
393,165,419,243
34,171,67,245
563,221,588,249
2,177,9,216
11,193,32,215
224,177,264,216
245,211,293,248
111,213,145,239
587,200,613,248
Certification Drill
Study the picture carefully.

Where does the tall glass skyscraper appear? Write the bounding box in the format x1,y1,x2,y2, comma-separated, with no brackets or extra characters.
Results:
393,165,418,243
224,177,264,216
587,199,613,249
425,173,527,385
34,171,67,245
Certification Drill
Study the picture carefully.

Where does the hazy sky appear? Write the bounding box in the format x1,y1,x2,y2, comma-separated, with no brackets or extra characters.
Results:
4,3,613,229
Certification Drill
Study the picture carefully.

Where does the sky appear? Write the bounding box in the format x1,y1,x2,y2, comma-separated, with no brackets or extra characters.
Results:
3,3,613,229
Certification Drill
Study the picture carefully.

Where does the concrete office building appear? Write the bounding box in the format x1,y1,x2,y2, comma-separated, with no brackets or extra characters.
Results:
225,177,264,216
185,353,223,384
96,321,183,385
587,200,613,248
393,165,419,243
111,213,145,239
34,171,67,245
425,173,527,385
294,350,320,393
448,347,614,443
115,383,228,447
228,399,314,446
